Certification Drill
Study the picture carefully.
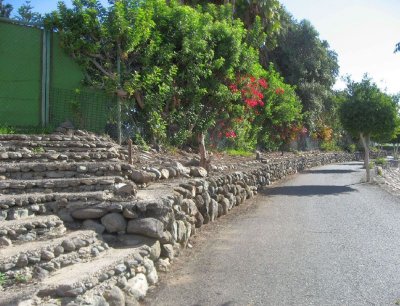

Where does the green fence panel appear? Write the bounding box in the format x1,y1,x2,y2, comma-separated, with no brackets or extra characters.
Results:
48,34,114,133
0,22,42,126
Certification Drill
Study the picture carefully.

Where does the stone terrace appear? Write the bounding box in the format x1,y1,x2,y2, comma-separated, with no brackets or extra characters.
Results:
0,130,355,305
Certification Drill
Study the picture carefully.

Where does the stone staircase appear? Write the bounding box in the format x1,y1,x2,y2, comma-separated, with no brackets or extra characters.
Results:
0,132,165,305
0,131,356,305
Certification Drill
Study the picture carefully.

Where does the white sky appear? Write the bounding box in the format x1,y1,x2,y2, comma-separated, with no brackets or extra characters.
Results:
8,0,400,94
280,0,400,94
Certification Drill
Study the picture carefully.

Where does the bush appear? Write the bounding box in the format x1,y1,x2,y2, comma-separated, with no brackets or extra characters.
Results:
225,149,254,157
0,125,15,135
374,157,387,165
320,141,341,152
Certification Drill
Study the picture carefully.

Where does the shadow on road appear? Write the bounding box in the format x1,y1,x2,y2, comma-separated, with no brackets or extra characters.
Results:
304,169,359,174
262,185,357,197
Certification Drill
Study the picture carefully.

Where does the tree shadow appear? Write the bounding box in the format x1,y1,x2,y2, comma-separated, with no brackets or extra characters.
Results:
338,163,365,168
262,185,357,197
303,169,359,174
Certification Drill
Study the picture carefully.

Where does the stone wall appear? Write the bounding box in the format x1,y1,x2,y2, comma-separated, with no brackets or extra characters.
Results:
63,152,355,269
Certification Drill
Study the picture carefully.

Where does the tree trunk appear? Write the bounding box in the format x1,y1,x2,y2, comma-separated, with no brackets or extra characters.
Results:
394,144,399,160
360,133,371,182
197,132,208,169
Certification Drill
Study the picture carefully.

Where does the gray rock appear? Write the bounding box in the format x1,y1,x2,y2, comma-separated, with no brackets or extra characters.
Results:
34,266,49,279
161,244,174,260
190,167,208,177
155,258,170,272
160,169,170,179
149,240,161,261
82,219,105,234
71,208,107,219
130,170,155,184
16,254,29,268
125,273,148,300
123,207,138,219
115,182,136,196
0,237,12,247
144,259,158,285
61,239,76,252
103,286,125,306
147,168,162,179
127,218,164,239
41,250,55,261
54,246,64,256
101,213,127,233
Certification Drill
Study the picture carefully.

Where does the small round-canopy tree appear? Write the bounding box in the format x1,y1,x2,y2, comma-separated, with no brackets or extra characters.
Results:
339,76,398,182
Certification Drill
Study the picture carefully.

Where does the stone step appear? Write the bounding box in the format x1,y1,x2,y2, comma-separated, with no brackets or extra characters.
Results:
0,161,130,180
0,244,151,305
0,215,66,247
0,134,114,143
0,140,116,150
36,246,146,298
0,176,122,195
0,191,114,221
0,150,122,163
0,190,112,209
0,230,108,282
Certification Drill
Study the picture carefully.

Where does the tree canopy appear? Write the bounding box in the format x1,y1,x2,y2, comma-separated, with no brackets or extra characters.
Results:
339,76,398,181
0,0,13,18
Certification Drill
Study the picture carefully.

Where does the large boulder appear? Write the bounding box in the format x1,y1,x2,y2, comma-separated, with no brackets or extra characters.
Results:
126,218,164,239
130,170,156,184
101,213,127,233
125,273,148,301
103,286,125,306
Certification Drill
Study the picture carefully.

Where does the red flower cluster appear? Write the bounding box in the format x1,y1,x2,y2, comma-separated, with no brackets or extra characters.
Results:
225,130,237,138
229,84,238,93
275,88,285,95
230,76,268,109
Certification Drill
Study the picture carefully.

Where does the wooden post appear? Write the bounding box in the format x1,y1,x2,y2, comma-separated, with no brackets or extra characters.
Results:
128,139,133,165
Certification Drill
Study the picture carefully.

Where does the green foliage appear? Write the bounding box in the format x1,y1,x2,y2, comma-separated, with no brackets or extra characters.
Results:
224,149,254,157
49,0,306,153
0,272,6,286
256,64,303,149
269,13,339,126
320,140,341,152
0,125,15,134
14,273,30,283
339,76,398,143
31,146,45,154
0,0,12,18
16,1,43,23
374,157,387,166
346,143,357,153
134,133,150,151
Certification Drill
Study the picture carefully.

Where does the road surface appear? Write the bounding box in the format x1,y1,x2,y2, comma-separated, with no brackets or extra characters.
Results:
144,162,400,306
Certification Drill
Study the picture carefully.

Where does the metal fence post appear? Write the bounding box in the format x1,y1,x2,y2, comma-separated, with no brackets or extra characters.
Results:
128,139,133,165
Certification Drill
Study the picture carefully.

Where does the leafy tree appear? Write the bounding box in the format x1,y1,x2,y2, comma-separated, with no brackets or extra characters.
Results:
339,76,398,182
268,12,339,127
390,128,400,160
0,0,13,18
16,1,43,23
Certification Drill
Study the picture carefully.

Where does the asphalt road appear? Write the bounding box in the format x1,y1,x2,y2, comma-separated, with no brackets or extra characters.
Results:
144,162,400,306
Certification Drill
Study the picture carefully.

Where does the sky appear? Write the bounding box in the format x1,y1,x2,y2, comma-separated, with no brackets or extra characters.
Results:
7,0,400,94
280,0,400,94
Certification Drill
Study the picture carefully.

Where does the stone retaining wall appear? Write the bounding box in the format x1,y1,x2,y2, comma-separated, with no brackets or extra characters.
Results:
65,152,354,259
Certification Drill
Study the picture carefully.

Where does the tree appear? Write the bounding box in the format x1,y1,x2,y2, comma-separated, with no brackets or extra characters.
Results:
16,1,43,23
0,0,13,18
268,12,339,128
339,76,398,182
390,128,400,160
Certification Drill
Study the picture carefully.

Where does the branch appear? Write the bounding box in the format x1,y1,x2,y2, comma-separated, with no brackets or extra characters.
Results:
89,58,114,79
